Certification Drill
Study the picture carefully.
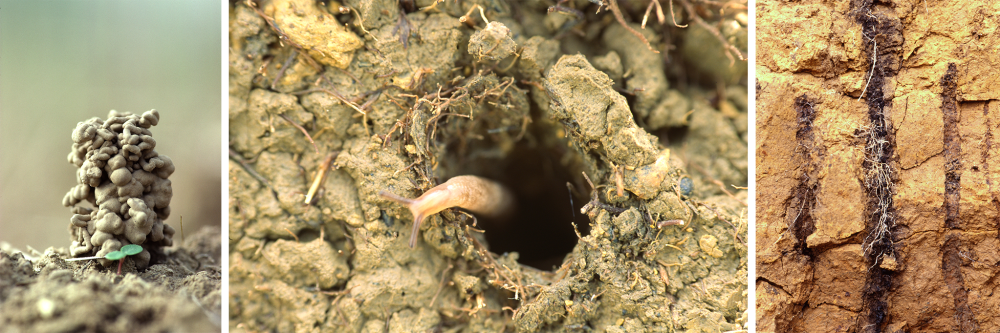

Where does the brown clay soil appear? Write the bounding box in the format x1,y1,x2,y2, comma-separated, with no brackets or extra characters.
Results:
0,226,222,333
228,0,748,332
756,0,1000,332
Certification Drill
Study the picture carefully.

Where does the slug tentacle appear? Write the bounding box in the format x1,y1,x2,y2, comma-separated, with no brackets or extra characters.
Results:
378,191,415,206
379,175,514,248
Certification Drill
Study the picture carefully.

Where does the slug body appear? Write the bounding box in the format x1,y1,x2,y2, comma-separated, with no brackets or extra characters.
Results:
380,175,514,247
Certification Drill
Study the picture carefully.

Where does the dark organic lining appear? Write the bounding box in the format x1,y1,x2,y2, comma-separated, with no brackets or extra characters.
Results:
854,3,899,332
941,63,961,229
789,95,818,254
939,63,979,331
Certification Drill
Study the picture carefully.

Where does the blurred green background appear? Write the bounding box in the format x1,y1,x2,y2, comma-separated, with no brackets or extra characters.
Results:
0,1,221,250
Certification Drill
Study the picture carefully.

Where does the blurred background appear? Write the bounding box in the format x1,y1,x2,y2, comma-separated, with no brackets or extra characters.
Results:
0,1,221,250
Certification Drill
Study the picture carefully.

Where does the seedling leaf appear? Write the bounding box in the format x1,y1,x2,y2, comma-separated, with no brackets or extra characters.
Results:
122,244,142,255
105,251,126,260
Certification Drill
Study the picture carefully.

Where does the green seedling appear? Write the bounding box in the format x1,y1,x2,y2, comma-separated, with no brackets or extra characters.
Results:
65,244,143,275
107,244,143,275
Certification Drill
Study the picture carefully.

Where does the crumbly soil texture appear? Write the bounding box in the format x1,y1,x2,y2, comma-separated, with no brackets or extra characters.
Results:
228,0,748,332
756,0,1000,331
0,227,222,333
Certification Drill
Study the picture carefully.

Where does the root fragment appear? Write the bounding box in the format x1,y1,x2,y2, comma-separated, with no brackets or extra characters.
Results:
229,149,271,189
580,172,627,215
304,152,338,205
278,114,319,154
675,0,746,64
608,0,660,53
858,38,877,101
668,0,687,27
642,0,666,29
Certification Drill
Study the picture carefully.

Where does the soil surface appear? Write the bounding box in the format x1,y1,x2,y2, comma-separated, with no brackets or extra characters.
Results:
229,0,748,332
0,226,222,333
756,0,1000,332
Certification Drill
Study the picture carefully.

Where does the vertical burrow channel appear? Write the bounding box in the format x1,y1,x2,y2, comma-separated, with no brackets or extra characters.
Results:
939,63,978,331
987,101,1000,240
941,63,961,229
854,2,903,332
789,94,819,256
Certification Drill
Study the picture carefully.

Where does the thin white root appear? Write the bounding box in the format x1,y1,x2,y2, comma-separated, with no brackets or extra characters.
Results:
858,38,877,101
641,0,665,29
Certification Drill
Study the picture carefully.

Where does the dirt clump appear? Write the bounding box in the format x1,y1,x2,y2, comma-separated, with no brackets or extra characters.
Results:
263,0,364,69
469,21,517,62
0,227,222,333
229,0,748,331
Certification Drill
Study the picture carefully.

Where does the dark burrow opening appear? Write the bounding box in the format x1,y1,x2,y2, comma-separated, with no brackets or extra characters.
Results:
445,120,591,271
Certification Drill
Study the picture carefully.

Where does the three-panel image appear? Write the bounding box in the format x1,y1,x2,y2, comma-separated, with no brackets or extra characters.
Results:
0,0,995,332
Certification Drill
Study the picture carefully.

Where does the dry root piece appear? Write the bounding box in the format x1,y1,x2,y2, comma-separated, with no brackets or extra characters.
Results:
675,0,746,64
63,110,175,269
607,0,659,53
